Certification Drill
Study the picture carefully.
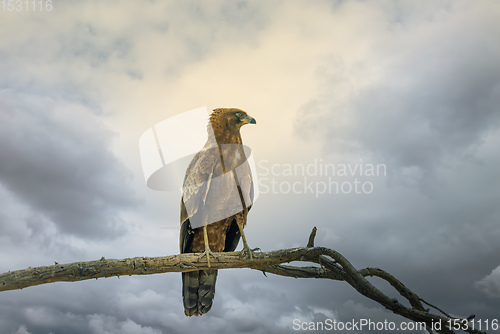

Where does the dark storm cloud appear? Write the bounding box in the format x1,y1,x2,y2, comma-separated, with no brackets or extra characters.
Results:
289,0,500,328
0,89,136,239
475,266,500,299
0,278,169,334
2,1,500,334
296,1,500,183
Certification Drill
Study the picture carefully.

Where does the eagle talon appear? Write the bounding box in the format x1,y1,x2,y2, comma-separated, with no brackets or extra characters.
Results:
239,245,257,266
199,248,219,268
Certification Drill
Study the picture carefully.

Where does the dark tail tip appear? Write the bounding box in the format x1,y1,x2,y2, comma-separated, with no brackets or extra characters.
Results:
182,270,218,316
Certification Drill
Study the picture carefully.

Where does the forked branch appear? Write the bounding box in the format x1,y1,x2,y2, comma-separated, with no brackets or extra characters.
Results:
0,227,486,334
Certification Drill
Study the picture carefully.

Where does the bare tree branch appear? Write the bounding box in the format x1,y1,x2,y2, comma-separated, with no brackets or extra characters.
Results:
0,227,486,334
307,226,317,248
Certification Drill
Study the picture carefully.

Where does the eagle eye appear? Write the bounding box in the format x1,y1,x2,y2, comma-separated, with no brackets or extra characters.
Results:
235,112,243,118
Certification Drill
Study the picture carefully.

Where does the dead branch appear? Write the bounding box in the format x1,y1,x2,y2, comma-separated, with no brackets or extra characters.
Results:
0,227,486,334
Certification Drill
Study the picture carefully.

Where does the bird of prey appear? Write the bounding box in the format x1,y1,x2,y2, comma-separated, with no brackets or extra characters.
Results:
180,108,256,316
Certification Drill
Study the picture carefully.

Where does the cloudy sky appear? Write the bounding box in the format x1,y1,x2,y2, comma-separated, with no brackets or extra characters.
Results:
1,0,500,333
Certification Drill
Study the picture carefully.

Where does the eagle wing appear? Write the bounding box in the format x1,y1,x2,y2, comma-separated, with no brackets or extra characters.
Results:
180,145,254,253
179,147,218,253
179,143,254,317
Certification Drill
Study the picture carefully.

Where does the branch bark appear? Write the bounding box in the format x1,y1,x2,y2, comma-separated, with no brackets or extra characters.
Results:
0,227,486,334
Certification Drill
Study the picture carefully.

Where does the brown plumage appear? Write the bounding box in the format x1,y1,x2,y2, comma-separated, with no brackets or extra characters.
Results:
180,108,256,316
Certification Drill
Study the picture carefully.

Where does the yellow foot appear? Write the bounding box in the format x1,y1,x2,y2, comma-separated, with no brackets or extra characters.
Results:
239,246,260,266
198,248,219,268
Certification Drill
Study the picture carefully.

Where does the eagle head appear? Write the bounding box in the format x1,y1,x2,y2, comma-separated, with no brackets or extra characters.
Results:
210,108,256,132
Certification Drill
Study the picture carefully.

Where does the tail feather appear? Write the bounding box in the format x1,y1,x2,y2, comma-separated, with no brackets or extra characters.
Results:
182,270,218,316
182,272,199,315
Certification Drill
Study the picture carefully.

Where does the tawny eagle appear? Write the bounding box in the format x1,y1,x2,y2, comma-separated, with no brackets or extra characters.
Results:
180,108,256,316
